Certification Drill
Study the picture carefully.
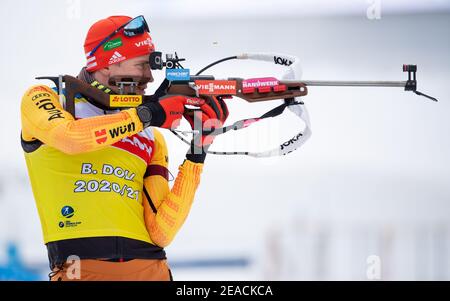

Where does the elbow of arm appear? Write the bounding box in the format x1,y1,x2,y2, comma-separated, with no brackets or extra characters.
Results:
152,237,172,249
149,230,174,248
145,216,176,248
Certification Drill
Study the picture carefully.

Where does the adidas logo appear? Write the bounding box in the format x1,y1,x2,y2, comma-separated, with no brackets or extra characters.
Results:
109,51,126,65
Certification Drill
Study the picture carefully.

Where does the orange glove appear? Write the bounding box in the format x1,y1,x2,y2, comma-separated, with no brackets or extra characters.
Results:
184,96,229,162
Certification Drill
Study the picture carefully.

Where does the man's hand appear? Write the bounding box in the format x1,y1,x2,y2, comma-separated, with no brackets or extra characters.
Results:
184,95,229,151
136,95,205,129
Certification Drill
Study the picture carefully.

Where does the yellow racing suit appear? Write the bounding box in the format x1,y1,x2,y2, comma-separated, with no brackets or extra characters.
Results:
20,84,203,271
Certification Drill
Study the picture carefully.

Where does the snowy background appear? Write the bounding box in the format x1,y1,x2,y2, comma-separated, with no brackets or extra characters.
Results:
0,0,449,280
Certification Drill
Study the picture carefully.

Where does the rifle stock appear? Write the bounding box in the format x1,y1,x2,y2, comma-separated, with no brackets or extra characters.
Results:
63,75,111,114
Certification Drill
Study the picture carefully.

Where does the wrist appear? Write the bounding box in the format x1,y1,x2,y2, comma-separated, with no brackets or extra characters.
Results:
186,142,208,163
186,152,207,164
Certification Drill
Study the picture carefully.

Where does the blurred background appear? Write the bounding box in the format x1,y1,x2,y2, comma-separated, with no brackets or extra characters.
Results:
0,0,449,280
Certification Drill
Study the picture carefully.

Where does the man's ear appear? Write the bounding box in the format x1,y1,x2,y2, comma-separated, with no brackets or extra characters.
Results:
96,66,110,77
92,67,111,86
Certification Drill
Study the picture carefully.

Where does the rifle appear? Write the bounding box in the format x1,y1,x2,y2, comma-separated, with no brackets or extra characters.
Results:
36,52,437,157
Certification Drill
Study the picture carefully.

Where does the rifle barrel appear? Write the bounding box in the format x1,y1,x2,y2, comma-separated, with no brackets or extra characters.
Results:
294,80,407,88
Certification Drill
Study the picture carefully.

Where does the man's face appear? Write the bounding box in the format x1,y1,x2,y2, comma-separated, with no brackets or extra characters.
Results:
107,55,154,95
